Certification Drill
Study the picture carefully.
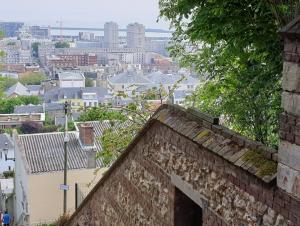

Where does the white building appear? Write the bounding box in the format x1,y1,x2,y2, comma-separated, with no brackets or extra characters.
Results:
58,71,85,88
127,23,145,49
146,71,199,92
104,22,119,49
38,40,54,66
0,39,32,64
108,70,152,95
0,134,15,174
0,178,14,213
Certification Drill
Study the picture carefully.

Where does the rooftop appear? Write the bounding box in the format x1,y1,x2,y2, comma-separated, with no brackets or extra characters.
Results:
108,71,151,84
5,82,30,97
14,104,44,114
146,71,199,85
43,87,108,102
17,120,127,173
58,71,85,81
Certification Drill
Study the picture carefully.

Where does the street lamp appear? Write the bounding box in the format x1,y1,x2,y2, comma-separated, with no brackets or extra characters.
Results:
3,142,15,162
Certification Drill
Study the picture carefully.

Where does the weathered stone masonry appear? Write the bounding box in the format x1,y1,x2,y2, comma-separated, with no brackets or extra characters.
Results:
68,105,300,226
278,16,300,201
67,17,300,226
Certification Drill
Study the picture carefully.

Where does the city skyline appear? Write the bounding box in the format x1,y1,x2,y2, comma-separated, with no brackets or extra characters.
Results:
0,0,170,29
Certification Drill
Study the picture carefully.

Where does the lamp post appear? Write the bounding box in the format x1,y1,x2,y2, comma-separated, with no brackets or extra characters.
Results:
63,101,69,215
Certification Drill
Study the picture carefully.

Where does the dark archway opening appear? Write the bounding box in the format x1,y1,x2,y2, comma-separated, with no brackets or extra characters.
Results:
174,187,203,226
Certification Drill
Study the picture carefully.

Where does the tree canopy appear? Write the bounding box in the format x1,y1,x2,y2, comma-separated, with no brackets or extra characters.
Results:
55,41,70,48
78,106,126,122
0,96,41,113
159,0,296,146
0,77,17,97
19,72,46,85
31,42,40,58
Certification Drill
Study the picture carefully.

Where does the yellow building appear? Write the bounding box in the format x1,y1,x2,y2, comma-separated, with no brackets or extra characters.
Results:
13,121,110,225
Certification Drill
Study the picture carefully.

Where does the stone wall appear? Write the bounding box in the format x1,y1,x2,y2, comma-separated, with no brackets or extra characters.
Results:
277,17,300,201
69,121,298,226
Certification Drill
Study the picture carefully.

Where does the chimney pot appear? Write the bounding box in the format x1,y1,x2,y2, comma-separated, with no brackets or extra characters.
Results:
79,123,94,147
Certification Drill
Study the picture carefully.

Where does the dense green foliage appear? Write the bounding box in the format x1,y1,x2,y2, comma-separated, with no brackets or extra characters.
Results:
159,0,296,146
19,72,46,85
0,30,5,58
78,106,126,122
98,103,154,166
3,171,14,178
55,41,70,48
85,78,94,87
0,96,41,113
31,42,40,57
0,77,17,97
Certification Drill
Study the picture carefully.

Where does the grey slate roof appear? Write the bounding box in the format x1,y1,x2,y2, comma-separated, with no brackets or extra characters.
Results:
43,87,108,103
174,90,191,99
108,71,151,85
146,71,199,85
26,85,42,92
5,82,30,96
45,103,65,111
14,104,44,114
58,71,85,81
84,72,97,79
18,121,127,173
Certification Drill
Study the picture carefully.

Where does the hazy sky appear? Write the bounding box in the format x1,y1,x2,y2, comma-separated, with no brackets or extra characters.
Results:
0,0,170,29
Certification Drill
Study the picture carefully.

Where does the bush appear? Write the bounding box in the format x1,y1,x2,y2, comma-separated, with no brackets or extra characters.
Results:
3,171,14,178
19,72,46,85
55,214,70,226
20,121,42,134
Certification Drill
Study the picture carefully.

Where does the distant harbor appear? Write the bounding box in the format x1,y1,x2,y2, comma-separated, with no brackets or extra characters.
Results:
50,27,172,38
50,26,172,33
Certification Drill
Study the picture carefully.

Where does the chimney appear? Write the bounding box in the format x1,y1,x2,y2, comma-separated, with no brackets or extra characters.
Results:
78,123,97,168
277,16,300,199
79,123,94,147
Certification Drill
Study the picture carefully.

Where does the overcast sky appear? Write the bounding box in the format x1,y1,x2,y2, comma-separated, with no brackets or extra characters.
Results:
0,0,170,29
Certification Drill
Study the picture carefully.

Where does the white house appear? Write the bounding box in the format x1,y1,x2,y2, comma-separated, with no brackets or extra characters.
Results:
58,71,85,88
146,71,199,92
107,70,152,95
0,134,15,174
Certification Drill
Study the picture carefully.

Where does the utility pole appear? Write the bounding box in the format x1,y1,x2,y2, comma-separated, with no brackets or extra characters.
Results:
63,101,69,215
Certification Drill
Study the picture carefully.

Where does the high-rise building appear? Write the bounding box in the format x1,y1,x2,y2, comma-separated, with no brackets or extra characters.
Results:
29,26,50,39
0,22,24,37
126,23,145,49
104,22,119,49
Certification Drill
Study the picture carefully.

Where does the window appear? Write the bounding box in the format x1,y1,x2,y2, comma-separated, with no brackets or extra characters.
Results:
8,166,11,171
174,188,203,226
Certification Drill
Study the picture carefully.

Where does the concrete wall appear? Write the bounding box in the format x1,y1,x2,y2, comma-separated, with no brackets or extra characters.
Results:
14,133,30,226
59,80,85,88
28,168,106,225
0,148,14,174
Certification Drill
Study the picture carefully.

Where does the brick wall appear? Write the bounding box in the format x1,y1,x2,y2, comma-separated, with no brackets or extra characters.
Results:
277,16,300,201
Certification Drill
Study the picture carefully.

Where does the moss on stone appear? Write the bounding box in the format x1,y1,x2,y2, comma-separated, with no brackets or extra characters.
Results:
197,130,210,139
243,149,277,177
